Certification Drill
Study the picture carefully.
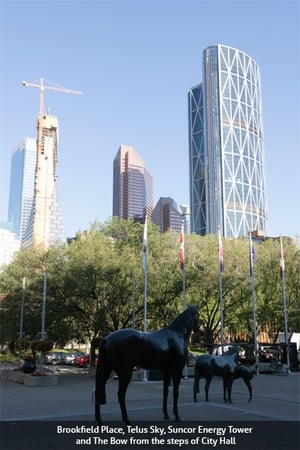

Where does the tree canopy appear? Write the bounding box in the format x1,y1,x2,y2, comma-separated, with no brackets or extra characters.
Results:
1,218,299,357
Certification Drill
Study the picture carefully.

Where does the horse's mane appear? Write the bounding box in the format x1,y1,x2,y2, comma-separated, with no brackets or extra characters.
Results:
168,306,198,331
223,346,239,356
221,345,240,364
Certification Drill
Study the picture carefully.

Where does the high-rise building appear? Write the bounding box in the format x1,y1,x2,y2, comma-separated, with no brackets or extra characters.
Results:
0,226,20,269
188,44,267,238
7,137,36,241
22,115,65,248
179,204,191,234
113,145,153,221
152,197,187,234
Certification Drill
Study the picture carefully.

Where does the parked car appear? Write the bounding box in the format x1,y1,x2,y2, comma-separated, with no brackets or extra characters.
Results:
74,353,91,368
63,352,85,365
45,352,67,365
259,346,281,362
212,345,246,359
74,353,98,368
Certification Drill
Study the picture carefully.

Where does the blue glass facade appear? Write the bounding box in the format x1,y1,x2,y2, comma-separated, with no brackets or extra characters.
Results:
188,45,267,238
7,137,36,240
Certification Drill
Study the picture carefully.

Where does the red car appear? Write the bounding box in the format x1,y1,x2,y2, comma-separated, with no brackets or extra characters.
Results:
259,346,281,362
74,353,98,367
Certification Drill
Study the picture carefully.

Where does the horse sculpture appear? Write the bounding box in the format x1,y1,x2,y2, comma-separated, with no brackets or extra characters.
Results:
95,305,199,425
193,347,253,403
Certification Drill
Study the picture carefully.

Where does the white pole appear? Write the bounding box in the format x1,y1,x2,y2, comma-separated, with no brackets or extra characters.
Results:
219,268,224,349
18,277,26,369
143,218,148,382
38,271,47,373
249,233,259,375
218,229,224,350
132,275,136,329
182,267,188,379
280,236,291,373
180,222,188,379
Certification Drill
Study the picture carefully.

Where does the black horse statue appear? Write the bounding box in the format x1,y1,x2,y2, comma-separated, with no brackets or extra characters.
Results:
95,305,199,424
193,347,253,403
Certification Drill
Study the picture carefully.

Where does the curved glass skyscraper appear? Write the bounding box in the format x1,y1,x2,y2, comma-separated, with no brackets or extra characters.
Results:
188,44,267,238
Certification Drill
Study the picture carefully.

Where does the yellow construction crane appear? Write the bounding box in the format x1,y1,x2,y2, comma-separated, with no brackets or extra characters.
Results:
22,78,82,115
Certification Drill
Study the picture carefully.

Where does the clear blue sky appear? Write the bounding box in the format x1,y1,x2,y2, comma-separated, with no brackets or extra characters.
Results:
0,0,299,240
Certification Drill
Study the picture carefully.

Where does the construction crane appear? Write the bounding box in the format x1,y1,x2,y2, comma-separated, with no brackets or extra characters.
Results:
22,78,82,115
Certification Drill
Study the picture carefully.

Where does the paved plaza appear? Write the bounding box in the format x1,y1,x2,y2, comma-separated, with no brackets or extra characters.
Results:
1,367,299,449
1,367,299,422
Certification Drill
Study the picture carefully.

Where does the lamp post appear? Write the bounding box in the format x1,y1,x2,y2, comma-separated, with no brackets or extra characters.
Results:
17,277,26,369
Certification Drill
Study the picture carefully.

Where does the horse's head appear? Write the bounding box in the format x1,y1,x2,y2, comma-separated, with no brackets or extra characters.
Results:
168,305,200,336
191,305,200,334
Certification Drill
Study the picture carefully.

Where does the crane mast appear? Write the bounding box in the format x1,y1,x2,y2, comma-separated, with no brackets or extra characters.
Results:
22,78,82,115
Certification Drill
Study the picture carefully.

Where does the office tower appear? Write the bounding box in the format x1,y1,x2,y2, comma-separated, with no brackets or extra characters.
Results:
113,145,153,221
0,226,20,269
188,44,267,238
152,197,185,234
22,115,65,248
179,204,191,234
7,137,36,241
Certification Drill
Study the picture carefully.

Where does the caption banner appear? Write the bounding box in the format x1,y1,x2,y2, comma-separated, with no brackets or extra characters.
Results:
58,423,253,447
1,421,299,450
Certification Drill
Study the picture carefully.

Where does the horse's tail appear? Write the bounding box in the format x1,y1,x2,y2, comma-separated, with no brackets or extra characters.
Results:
95,338,110,405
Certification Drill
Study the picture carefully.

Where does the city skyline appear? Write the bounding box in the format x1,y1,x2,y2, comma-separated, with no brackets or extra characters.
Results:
0,1,299,241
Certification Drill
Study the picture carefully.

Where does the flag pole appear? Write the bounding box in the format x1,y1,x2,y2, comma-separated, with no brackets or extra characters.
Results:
38,271,47,373
180,222,186,310
218,228,224,350
280,236,290,374
132,275,136,329
143,216,148,382
180,222,188,379
249,233,259,375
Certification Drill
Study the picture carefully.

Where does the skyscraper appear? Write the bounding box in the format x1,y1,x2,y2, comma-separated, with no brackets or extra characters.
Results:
113,145,153,221
188,44,267,238
22,114,65,248
152,197,187,234
7,137,36,241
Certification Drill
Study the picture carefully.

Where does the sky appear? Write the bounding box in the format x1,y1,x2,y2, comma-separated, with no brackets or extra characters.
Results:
0,0,299,240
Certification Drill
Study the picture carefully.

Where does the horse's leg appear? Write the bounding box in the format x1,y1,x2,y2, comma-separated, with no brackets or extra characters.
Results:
163,371,171,420
172,371,182,422
205,375,212,402
117,370,132,425
225,376,233,403
243,376,252,402
95,357,111,424
223,377,228,403
193,365,200,402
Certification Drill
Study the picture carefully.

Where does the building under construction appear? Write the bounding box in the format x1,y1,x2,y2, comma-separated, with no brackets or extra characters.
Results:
21,78,81,249
22,114,65,248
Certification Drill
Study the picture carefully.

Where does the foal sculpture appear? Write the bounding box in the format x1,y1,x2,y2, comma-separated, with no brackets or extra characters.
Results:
95,306,199,424
193,347,253,403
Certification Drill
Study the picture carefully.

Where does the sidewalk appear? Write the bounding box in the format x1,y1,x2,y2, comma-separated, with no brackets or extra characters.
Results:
1,367,299,422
